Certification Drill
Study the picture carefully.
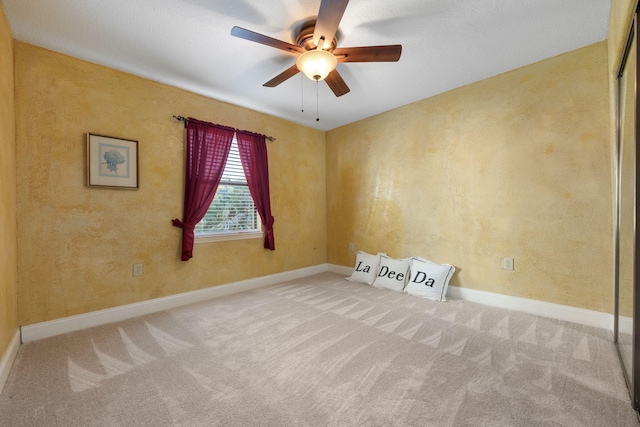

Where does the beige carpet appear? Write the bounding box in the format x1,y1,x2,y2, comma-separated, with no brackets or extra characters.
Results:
1,272,638,426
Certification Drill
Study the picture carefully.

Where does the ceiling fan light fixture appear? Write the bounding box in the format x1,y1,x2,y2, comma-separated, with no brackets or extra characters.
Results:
296,49,337,81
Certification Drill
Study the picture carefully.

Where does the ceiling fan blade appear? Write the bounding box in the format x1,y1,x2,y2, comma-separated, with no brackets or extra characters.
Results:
313,0,350,49
333,45,402,62
231,26,304,54
325,69,350,97
263,64,300,87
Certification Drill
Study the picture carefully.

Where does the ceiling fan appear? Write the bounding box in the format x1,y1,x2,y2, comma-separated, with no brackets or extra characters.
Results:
230,0,402,97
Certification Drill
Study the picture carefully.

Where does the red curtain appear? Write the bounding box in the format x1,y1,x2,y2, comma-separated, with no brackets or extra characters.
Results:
236,131,275,250
172,119,235,261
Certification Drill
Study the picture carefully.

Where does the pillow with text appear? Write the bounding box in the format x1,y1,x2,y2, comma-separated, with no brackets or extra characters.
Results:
371,254,410,292
405,257,455,301
347,251,383,285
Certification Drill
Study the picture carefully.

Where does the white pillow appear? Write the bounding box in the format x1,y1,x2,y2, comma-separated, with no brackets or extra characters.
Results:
372,254,410,292
347,251,383,285
405,257,455,301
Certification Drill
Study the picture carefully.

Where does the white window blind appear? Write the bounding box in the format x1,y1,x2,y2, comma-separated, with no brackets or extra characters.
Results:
195,138,259,236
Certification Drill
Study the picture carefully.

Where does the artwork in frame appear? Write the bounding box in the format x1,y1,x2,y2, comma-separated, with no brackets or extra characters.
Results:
87,133,139,189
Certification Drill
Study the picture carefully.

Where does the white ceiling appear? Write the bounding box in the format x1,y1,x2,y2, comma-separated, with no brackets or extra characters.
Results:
2,0,610,131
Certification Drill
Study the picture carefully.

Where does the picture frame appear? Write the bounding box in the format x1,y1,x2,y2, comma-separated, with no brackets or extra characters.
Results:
87,133,139,189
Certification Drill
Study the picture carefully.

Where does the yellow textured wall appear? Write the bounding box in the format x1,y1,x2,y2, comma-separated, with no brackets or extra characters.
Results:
0,4,18,360
327,42,611,313
15,43,326,325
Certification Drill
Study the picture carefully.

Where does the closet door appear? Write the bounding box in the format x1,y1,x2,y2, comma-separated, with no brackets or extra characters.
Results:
615,10,640,410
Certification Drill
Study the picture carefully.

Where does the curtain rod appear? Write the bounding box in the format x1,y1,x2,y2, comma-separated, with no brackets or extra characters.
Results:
172,115,276,142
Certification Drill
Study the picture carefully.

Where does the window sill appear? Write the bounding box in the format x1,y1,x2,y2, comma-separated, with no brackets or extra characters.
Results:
195,231,263,244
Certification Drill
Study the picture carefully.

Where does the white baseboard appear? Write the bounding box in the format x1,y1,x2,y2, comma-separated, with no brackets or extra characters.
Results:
329,264,613,330
328,264,353,276
21,264,328,343
19,263,616,343
619,315,633,335
446,285,612,330
0,330,21,394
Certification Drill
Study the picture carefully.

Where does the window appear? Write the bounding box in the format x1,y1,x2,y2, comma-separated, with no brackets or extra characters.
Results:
194,137,262,242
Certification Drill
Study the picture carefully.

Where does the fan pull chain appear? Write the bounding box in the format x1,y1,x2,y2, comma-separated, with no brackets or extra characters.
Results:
301,73,304,113
316,80,320,122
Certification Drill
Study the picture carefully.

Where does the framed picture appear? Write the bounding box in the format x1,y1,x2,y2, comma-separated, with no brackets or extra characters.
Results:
87,133,139,189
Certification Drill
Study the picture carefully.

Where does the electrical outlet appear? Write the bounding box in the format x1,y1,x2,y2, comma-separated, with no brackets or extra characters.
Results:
133,263,143,277
503,257,514,271
349,242,355,252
